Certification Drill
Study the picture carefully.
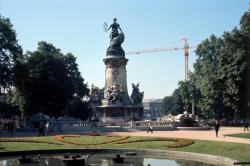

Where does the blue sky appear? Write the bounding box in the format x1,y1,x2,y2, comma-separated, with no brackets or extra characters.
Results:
0,0,248,99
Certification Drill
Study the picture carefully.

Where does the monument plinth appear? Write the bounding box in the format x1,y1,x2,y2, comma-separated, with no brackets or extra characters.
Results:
103,57,131,105
93,18,143,123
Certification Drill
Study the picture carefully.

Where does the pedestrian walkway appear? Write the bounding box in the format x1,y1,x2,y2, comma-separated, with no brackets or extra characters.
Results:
107,127,250,144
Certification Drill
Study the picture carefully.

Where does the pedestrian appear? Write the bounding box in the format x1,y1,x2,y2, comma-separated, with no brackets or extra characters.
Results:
9,119,15,136
147,123,153,133
214,120,220,137
38,121,44,136
3,120,8,130
58,122,62,134
45,122,50,135
244,120,249,132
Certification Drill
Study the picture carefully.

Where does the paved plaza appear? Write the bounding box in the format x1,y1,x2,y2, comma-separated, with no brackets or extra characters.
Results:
107,127,250,144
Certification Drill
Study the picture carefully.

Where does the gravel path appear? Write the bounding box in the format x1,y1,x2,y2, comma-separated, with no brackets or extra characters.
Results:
106,127,250,144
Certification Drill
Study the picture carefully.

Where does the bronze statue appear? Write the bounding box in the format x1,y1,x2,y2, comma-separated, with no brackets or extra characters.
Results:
104,18,124,47
130,83,144,104
104,82,124,104
89,84,103,106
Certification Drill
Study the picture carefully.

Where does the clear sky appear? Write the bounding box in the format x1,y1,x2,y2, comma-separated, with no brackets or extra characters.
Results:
0,0,248,99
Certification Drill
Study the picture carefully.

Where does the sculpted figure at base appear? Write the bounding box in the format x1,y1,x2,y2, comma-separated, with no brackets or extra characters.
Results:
130,83,144,104
104,82,124,104
89,84,103,106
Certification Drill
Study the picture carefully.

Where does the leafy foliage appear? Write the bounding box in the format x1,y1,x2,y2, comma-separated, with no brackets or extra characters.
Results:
66,96,91,120
0,100,20,118
240,10,250,117
14,41,89,117
219,29,247,117
0,15,23,90
161,89,183,115
193,35,225,119
162,10,249,120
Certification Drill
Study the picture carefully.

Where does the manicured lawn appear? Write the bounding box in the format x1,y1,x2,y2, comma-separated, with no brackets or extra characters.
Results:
225,133,250,139
178,140,250,161
0,135,250,161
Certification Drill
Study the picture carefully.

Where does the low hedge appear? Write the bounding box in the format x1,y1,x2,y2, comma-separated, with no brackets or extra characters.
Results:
0,138,63,145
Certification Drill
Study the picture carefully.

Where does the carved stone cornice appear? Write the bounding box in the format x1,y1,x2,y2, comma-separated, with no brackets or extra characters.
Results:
103,58,128,68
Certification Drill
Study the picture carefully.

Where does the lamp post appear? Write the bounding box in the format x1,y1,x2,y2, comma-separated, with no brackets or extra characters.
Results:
155,107,158,121
190,95,195,115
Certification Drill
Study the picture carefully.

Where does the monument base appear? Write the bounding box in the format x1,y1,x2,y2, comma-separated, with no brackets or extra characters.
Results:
94,105,143,123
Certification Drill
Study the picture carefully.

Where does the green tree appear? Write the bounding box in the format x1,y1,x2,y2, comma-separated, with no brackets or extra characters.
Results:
192,11,249,120
0,15,22,91
171,88,184,115
193,35,225,119
240,9,250,119
219,28,247,119
161,96,173,115
14,41,89,117
178,81,190,106
0,101,20,118
66,96,91,120
63,53,89,98
178,80,199,115
161,89,183,116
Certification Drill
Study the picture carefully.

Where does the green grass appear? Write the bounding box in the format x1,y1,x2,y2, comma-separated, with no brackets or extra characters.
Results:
225,133,250,139
0,136,250,161
0,136,79,151
177,140,250,161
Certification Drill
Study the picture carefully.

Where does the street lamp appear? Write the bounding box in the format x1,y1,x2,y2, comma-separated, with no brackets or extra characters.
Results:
190,94,195,115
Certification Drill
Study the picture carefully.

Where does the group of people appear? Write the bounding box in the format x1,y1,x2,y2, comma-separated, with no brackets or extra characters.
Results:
0,116,19,135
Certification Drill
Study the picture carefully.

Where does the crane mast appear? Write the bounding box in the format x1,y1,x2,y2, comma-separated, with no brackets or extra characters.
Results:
183,38,189,81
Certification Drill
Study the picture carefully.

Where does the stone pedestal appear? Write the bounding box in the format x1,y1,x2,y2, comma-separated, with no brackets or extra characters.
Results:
103,56,131,104
95,47,143,122
96,105,143,122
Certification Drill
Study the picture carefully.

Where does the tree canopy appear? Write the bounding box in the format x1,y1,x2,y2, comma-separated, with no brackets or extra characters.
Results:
161,10,249,120
161,88,183,116
14,41,89,117
0,15,23,91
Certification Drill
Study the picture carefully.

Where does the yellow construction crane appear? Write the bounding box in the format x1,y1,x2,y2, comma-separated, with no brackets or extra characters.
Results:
126,38,196,80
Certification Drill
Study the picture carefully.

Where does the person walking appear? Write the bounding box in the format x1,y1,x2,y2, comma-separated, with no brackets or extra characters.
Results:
38,121,44,136
244,119,249,131
45,122,50,135
214,120,220,137
147,123,153,133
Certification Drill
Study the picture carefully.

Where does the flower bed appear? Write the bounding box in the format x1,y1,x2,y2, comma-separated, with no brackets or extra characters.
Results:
0,138,63,145
88,131,101,136
115,137,195,148
167,138,195,148
53,135,130,146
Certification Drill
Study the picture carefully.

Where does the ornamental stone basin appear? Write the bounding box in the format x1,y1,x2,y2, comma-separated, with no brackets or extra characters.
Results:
0,149,237,166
